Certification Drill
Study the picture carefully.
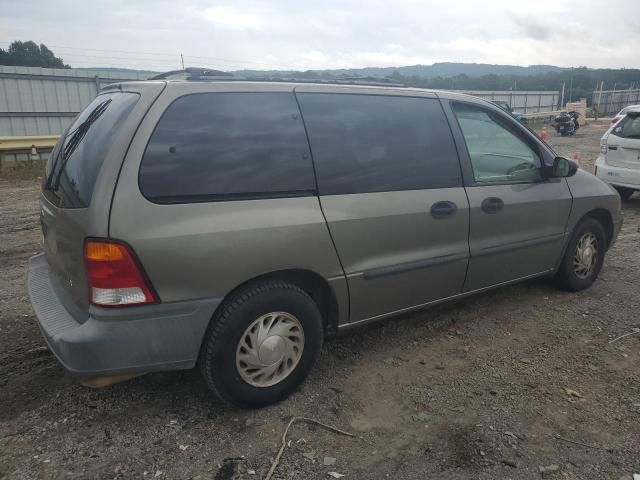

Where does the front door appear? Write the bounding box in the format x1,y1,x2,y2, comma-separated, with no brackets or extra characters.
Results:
296,89,470,323
448,101,572,291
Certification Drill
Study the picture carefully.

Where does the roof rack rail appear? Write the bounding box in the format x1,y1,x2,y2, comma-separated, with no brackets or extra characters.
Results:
149,67,236,80
148,67,406,87
335,77,405,87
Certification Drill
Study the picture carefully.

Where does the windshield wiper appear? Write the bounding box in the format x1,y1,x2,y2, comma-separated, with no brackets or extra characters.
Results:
49,99,112,191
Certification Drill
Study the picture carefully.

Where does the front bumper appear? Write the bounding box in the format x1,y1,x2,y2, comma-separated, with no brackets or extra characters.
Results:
595,155,640,190
27,254,221,377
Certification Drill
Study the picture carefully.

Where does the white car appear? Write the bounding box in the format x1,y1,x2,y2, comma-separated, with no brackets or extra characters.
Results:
610,105,640,125
595,107,640,200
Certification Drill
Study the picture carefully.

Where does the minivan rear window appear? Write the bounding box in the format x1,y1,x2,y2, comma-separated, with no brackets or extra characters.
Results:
139,92,315,203
611,112,640,139
44,92,139,208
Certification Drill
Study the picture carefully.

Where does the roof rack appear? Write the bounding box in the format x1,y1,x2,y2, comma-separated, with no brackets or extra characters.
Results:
149,67,236,80
329,76,405,87
148,67,406,87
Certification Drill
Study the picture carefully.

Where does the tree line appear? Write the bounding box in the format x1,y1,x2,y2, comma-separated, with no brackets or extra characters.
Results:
0,41,68,68
385,68,640,103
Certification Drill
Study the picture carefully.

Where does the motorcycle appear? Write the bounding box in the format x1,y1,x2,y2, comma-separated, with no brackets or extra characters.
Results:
553,111,580,136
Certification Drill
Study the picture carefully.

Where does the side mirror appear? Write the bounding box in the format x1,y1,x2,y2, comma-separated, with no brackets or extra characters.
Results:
551,156,578,178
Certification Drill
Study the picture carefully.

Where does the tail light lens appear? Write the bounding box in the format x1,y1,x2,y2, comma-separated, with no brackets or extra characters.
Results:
84,240,157,307
600,137,608,155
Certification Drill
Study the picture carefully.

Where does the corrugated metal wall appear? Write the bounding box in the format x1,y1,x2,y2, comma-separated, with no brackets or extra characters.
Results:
0,67,562,136
0,65,150,136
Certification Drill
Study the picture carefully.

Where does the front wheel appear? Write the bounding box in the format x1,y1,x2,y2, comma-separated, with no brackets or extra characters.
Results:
199,281,323,408
554,218,606,291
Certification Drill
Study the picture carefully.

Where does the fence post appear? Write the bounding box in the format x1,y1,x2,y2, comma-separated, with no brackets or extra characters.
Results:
537,93,542,113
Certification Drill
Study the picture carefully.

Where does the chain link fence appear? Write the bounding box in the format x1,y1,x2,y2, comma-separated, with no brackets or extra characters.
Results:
461,90,560,114
592,89,640,116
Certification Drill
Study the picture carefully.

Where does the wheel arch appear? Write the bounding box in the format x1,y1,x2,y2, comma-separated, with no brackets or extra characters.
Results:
583,208,614,249
210,269,342,336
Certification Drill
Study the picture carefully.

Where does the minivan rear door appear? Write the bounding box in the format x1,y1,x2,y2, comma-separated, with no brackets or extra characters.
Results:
606,113,640,169
40,83,164,321
296,88,470,324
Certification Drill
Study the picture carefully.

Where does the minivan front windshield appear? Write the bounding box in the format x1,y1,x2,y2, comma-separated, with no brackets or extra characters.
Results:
43,92,139,208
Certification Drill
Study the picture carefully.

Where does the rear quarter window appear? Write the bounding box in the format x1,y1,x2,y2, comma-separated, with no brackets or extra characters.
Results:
44,92,139,208
139,92,315,203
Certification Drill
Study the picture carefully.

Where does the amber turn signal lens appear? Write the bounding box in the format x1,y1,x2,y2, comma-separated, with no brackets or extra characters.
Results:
85,241,126,261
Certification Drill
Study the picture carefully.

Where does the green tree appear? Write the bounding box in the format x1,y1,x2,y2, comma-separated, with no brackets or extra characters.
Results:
0,41,68,68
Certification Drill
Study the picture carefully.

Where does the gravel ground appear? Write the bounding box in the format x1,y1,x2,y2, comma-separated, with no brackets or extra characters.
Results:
1,119,639,480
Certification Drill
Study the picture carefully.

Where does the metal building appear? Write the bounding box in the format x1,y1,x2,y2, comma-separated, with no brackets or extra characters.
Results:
0,65,150,137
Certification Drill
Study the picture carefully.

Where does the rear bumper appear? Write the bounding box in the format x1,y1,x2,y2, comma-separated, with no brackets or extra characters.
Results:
27,254,221,377
595,155,640,189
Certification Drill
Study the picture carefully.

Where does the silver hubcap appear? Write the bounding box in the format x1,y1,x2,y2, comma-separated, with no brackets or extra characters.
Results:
236,312,305,387
574,232,599,279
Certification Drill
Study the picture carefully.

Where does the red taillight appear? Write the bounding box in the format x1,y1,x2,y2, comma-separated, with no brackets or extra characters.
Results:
84,240,157,307
612,117,619,124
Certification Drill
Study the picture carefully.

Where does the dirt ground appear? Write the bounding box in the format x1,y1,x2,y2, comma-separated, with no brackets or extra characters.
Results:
1,119,639,480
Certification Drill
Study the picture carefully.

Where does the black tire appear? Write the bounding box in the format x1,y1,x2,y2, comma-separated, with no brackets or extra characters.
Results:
614,186,635,201
200,281,323,409
554,217,606,292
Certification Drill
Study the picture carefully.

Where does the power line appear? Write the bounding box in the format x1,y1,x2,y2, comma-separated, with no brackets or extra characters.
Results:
0,40,307,71
54,58,182,70
0,41,181,58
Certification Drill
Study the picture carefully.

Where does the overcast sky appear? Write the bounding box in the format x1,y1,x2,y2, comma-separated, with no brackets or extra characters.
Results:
1,0,638,71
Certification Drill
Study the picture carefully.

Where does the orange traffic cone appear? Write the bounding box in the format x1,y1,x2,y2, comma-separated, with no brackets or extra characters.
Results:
540,125,548,142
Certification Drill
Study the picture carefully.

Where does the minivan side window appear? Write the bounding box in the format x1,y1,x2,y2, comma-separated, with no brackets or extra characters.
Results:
452,103,542,184
140,93,315,203
297,94,461,195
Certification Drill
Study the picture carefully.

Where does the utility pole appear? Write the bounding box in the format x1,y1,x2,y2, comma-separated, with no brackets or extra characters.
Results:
568,68,573,104
181,53,185,70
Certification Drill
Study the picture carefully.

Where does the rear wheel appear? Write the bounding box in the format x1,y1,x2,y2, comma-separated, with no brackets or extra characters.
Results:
200,281,323,408
614,186,635,201
554,217,606,291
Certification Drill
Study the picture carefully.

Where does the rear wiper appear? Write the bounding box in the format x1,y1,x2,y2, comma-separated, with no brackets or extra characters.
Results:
49,99,111,191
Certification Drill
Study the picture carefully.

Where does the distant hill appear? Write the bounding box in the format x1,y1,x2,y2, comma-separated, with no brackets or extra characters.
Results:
72,63,568,80
74,67,161,77
233,62,566,79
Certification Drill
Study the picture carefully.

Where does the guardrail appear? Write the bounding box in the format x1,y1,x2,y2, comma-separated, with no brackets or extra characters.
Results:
0,135,60,151
0,135,59,170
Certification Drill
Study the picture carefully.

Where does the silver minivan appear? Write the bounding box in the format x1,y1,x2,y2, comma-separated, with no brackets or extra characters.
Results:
28,74,622,408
